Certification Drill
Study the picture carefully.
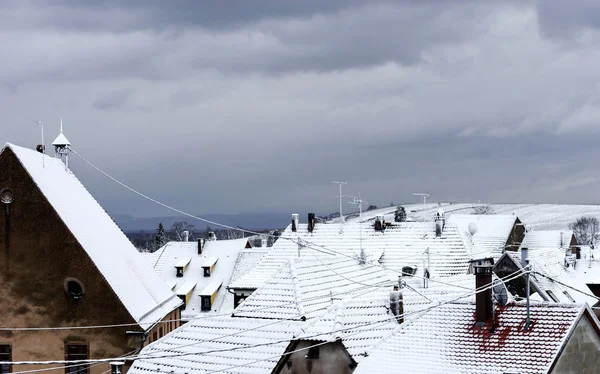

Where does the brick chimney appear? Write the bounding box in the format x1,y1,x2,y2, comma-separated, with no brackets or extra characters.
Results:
198,238,206,255
389,285,404,324
307,213,316,233
474,264,493,325
291,213,299,232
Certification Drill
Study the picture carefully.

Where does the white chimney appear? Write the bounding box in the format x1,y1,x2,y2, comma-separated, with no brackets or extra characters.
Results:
183,230,189,242
208,231,217,241
291,213,299,232
521,247,529,268
261,236,268,248
434,209,445,237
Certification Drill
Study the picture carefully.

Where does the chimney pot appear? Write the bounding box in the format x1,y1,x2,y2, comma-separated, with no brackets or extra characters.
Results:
474,265,493,324
374,215,385,231
307,213,316,233
389,286,404,324
197,238,206,254
291,213,299,232
521,247,529,268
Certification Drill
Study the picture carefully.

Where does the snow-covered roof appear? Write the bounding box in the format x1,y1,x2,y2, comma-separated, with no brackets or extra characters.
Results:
1,143,181,328
575,252,600,285
232,256,395,320
129,316,302,374
447,214,518,258
230,221,474,291
142,238,247,320
354,302,592,374
521,230,576,250
175,281,197,296
221,247,268,314
292,286,475,363
199,280,223,296
503,248,597,306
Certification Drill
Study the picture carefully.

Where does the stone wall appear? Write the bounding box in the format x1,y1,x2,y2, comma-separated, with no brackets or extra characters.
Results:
551,314,600,373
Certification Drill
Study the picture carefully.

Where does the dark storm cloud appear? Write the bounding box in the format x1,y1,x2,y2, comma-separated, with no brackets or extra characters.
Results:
2,0,600,217
537,0,600,39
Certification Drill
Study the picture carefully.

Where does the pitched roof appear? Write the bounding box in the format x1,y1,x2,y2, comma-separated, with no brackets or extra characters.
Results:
229,221,474,291
129,316,302,374
521,230,575,250
2,143,181,328
221,247,268,314
447,214,518,258
354,302,591,374
142,238,248,320
503,248,597,306
232,256,395,320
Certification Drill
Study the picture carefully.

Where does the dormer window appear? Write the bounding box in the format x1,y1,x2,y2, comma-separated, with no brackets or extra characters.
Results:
174,257,192,278
199,280,222,311
201,257,218,277
175,281,197,309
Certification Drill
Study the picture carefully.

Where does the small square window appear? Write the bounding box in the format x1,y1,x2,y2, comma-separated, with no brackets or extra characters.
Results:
65,342,88,374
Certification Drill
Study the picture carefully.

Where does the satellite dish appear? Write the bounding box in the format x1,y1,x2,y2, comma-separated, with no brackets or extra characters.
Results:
468,222,478,236
492,279,509,307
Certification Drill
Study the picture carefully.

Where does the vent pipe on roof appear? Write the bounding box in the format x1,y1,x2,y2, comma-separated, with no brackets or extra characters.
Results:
389,285,404,324
560,231,564,248
374,215,385,231
291,213,299,232
198,238,206,255
307,213,316,233
521,247,528,268
474,265,493,325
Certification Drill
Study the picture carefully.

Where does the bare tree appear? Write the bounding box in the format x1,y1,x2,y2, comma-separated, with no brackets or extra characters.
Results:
473,205,495,215
569,216,600,245
170,221,196,241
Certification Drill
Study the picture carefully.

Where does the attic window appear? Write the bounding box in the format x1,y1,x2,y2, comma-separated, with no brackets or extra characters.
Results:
305,346,320,359
546,290,559,303
64,278,85,300
563,290,576,303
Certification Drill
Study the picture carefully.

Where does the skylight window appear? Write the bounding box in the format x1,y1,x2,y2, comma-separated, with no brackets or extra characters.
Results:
546,290,559,303
563,290,576,303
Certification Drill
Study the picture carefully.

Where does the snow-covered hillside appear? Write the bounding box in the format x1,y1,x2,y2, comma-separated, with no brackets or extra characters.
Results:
338,203,600,231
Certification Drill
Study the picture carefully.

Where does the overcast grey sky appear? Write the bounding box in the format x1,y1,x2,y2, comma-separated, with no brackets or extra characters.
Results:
2,0,600,216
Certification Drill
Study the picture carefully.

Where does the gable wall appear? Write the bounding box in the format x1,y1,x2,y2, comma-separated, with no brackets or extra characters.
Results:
0,148,157,372
551,314,600,373
275,341,355,374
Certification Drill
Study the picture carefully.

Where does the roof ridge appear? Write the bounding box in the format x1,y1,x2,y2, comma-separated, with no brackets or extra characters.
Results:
288,258,306,319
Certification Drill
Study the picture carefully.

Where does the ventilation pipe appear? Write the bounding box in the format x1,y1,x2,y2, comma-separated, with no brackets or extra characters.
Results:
307,213,316,233
291,213,299,232
474,265,493,325
389,285,404,324
560,231,564,248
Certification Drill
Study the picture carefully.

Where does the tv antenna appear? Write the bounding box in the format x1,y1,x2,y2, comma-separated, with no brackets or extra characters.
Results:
27,117,45,167
349,193,365,264
332,181,348,222
413,192,430,208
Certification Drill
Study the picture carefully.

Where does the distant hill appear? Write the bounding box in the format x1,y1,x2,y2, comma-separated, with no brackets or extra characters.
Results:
110,212,321,233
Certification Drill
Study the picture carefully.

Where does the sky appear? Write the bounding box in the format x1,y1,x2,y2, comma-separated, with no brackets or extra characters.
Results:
2,0,600,217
